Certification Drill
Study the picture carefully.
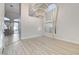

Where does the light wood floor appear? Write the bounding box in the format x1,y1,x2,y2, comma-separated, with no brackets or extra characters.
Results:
3,36,79,55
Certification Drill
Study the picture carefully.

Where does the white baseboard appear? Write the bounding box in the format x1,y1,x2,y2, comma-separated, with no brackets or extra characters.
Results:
21,34,42,40
54,35,79,44
21,34,79,44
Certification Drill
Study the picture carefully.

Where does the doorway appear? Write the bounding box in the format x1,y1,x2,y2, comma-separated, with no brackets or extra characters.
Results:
3,3,21,48
44,4,57,38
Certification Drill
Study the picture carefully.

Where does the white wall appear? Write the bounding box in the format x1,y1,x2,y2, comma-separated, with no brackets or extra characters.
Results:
0,3,4,54
21,4,43,39
56,4,79,44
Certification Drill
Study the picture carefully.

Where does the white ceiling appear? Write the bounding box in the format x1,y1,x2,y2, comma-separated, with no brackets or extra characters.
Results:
5,3,20,20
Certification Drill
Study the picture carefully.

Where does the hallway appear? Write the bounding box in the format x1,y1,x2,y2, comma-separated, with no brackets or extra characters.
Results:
3,3,20,49
3,20,20,48
3,36,79,55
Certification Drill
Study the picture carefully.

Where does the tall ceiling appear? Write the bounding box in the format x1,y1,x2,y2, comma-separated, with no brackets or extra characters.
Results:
5,3,56,19
5,3,20,20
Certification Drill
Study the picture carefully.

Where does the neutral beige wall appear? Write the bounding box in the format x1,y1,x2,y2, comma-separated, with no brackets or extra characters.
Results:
56,4,79,44
21,4,43,39
0,3,4,54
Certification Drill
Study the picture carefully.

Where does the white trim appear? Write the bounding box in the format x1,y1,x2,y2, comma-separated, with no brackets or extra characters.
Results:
54,34,79,44
21,34,42,40
21,33,79,44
